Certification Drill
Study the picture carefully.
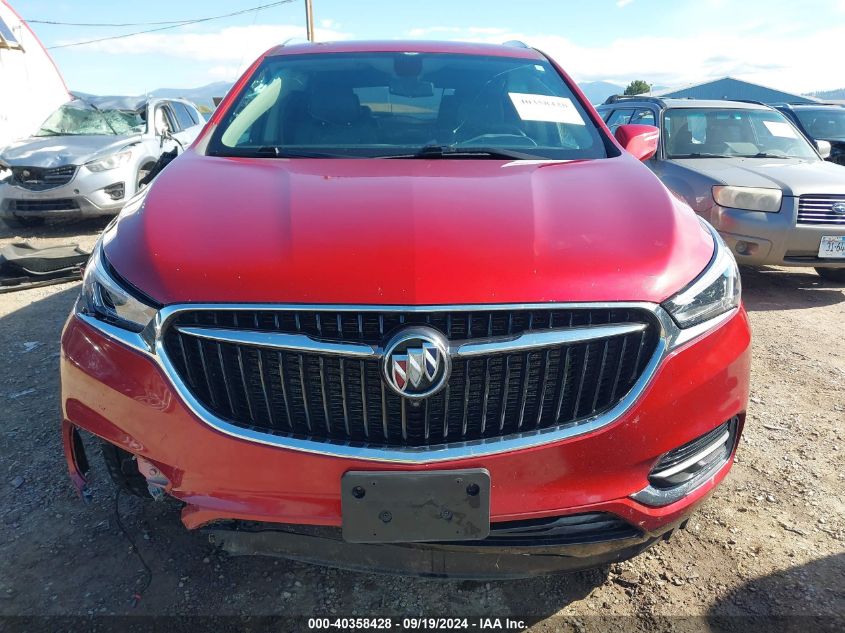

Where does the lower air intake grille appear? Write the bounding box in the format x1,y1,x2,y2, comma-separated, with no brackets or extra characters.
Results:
474,512,642,547
163,307,661,448
10,198,79,212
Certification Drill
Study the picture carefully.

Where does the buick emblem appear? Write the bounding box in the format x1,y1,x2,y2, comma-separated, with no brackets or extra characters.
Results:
382,327,450,399
832,202,845,216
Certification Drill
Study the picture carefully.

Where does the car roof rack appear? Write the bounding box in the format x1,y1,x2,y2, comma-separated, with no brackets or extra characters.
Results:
502,40,530,48
775,101,844,108
602,95,666,107
729,99,772,107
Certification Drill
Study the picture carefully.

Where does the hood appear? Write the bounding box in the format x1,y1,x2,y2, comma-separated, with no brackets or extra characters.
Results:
0,134,140,168
105,152,713,306
671,157,845,197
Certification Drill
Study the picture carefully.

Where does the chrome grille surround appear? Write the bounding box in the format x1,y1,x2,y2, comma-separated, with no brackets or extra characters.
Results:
76,302,739,463
797,195,845,226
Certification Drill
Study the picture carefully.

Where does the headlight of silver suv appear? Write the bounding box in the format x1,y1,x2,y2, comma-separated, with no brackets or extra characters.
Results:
663,223,741,328
85,150,132,173
78,245,157,332
712,185,782,212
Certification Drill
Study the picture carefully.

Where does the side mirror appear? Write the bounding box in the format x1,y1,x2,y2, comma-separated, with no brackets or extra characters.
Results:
615,124,660,161
816,140,832,159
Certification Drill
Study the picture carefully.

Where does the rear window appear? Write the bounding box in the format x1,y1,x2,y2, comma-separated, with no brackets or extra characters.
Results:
207,52,609,160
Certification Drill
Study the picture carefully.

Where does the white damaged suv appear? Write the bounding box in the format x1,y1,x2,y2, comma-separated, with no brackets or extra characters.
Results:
0,95,203,227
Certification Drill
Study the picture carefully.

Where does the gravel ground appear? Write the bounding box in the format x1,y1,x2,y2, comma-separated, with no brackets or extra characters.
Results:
0,217,843,631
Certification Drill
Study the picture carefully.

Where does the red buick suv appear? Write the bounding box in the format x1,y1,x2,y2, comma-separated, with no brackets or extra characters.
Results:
61,41,750,578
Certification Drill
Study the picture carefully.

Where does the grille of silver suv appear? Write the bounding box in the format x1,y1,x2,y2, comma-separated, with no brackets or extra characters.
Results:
10,165,77,191
797,195,845,226
162,307,661,448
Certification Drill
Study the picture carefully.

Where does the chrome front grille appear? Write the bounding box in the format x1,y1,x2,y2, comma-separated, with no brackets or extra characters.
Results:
797,195,845,225
163,307,661,449
11,165,77,191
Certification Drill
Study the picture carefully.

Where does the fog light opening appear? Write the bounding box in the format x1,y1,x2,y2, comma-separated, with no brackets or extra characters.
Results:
104,182,125,201
735,241,758,256
649,417,738,490
632,417,739,507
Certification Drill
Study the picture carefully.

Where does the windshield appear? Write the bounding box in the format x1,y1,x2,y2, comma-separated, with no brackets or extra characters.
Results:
35,100,145,137
663,108,818,160
207,52,608,159
793,108,845,142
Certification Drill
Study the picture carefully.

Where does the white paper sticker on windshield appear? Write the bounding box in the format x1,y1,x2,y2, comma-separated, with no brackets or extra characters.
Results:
508,93,585,125
763,120,797,138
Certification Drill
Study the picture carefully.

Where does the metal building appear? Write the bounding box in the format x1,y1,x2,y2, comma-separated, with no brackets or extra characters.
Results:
653,76,817,105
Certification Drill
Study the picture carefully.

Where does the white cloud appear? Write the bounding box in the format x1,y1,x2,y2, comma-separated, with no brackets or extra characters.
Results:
617,0,635,7
403,25,844,92
66,23,351,71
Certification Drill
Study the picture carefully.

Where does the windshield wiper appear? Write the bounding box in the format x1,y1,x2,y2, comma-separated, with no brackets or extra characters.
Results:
672,152,726,158
735,153,792,159
208,146,351,158
383,145,542,160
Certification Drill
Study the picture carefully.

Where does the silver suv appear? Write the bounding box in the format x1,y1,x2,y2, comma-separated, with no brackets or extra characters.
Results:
597,97,845,282
0,95,204,226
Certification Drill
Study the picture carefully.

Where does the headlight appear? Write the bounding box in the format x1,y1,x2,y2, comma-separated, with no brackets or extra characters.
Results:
712,185,782,212
663,224,741,328
78,245,157,332
85,150,132,172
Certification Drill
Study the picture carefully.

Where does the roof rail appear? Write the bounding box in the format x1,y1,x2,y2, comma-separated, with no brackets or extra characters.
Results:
602,94,665,106
775,101,843,108
729,99,771,107
502,40,529,48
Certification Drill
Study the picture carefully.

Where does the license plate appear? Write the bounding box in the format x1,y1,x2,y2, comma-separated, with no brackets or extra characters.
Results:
819,235,845,258
341,469,490,543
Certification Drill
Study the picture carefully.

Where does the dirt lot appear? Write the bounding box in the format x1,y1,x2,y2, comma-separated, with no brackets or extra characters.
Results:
0,217,842,631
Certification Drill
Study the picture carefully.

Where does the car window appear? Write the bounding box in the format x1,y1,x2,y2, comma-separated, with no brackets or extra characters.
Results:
207,52,610,160
35,99,145,136
793,108,845,142
663,108,819,160
630,109,655,126
154,105,177,135
605,109,634,132
171,102,197,130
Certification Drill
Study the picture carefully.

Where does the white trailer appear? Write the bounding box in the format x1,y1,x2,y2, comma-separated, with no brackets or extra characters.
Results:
0,0,68,150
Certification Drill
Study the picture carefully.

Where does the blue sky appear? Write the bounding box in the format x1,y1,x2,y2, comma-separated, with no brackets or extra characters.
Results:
14,0,845,95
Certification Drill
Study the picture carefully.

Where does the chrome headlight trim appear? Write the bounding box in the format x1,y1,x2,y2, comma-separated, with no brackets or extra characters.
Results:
77,244,158,333
663,222,741,330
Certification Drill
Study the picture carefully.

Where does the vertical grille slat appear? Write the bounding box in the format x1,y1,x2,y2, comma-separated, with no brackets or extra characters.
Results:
164,306,660,448
298,355,312,433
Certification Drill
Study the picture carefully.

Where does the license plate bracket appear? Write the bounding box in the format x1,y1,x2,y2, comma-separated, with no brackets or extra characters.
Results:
341,469,491,544
818,235,845,259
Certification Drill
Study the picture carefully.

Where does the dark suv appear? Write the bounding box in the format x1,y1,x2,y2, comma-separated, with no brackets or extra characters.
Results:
775,103,845,166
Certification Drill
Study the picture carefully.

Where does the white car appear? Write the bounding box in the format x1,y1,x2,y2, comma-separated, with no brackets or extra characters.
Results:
0,95,204,226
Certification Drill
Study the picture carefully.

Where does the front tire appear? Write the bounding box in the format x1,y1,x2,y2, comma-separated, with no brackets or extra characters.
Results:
815,267,845,283
100,441,151,498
